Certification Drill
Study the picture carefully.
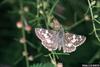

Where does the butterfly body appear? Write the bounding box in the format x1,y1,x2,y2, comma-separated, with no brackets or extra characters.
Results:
35,28,86,53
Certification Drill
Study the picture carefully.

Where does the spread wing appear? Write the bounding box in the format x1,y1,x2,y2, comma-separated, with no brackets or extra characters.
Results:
63,32,86,53
35,28,58,51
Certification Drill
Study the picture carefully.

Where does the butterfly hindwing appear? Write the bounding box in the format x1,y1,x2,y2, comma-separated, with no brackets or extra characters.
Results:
63,32,86,53
63,44,76,53
35,28,58,51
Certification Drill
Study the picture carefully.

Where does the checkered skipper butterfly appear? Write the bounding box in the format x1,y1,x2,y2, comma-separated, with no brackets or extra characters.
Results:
35,19,86,53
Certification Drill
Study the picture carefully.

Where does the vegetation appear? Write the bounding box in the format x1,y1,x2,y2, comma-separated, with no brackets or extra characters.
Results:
0,0,100,67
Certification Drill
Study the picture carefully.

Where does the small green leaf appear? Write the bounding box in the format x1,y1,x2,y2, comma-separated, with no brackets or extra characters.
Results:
30,63,55,67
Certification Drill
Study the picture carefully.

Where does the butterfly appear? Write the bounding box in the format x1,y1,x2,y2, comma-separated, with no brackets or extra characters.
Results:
35,27,86,53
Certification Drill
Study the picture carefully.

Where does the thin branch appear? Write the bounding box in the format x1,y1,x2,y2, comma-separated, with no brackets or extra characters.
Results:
88,49,100,63
19,0,30,67
87,0,100,64
88,0,100,42
94,19,100,24
65,19,84,31
49,0,60,16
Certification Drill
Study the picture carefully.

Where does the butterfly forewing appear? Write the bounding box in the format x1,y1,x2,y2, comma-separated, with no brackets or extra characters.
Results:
35,28,58,51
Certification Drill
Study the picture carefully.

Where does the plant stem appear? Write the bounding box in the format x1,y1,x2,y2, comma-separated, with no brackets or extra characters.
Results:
65,7,89,31
65,19,84,31
19,0,30,67
88,0,100,42
36,0,41,27
49,0,60,16
87,0,94,20
88,49,100,63
88,0,100,63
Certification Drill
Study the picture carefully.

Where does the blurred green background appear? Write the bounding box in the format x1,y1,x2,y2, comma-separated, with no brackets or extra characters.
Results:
0,0,100,67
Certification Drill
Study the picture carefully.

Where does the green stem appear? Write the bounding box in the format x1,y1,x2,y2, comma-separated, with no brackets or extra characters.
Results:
88,0,100,42
27,40,37,49
51,51,56,62
87,0,94,20
22,11,30,67
13,56,24,65
94,19,100,24
88,0,100,63
46,0,59,29
36,0,41,27
65,19,84,31
93,22,100,41
44,52,69,57
51,51,57,67
65,7,89,31
19,0,29,67
88,49,100,63
49,0,59,16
